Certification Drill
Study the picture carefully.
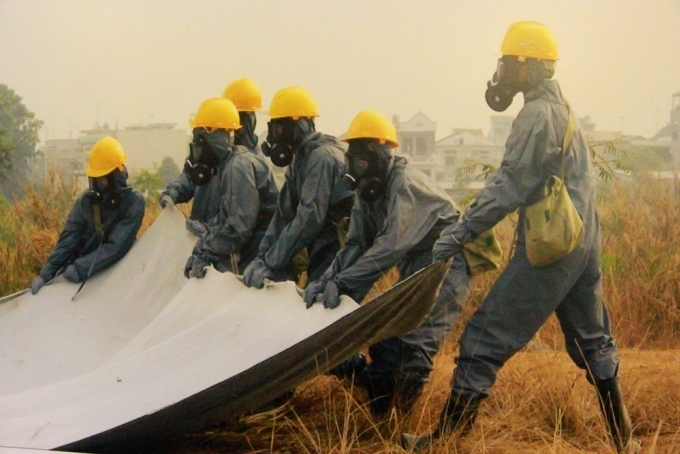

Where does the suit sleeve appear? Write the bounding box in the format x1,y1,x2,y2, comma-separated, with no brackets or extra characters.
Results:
263,150,335,270
197,158,260,260
334,180,441,296
39,198,88,281
447,108,560,243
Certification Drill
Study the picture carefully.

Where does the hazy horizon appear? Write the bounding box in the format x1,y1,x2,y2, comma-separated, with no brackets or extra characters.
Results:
2,0,679,143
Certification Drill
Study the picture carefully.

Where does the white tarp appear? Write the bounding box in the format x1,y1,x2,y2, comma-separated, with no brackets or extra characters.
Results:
0,207,447,452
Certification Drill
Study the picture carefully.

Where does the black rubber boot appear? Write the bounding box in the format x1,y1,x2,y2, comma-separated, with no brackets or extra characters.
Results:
595,377,638,453
356,369,395,417
393,378,425,415
328,352,367,381
400,391,481,451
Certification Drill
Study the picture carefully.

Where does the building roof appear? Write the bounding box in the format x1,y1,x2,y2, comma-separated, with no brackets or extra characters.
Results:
436,130,495,147
396,112,436,132
653,123,673,140
449,128,484,137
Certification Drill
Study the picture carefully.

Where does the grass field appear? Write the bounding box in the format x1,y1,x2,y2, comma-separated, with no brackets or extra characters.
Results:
1,173,678,453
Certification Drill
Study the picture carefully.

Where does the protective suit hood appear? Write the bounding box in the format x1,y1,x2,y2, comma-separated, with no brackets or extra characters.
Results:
235,112,258,151
523,79,565,106
296,131,338,157
200,129,233,162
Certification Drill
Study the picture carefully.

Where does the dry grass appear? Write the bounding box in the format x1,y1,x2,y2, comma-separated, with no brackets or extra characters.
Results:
1,174,679,453
157,349,680,453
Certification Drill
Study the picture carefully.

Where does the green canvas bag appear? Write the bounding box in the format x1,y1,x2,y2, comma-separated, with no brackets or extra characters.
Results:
524,114,584,267
463,227,504,275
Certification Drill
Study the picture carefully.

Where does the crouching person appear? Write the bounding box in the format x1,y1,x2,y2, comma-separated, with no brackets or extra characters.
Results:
303,110,471,417
179,98,278,278
30,136,145,294
242,86,354,289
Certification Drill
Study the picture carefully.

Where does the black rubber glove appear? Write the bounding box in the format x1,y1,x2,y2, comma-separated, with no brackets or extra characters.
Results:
323,278,341,309
30,276,46,295
303,278,327,309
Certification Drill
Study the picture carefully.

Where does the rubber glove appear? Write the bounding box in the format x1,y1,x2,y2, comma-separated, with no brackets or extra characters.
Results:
184,256,195,279
186,219,208,240
432,232,463,262
323,278,341,309
159,193,175,208
189,254,210,279
30,276,45,295
303,278,327,309
243,259,287,289
63,264,80,283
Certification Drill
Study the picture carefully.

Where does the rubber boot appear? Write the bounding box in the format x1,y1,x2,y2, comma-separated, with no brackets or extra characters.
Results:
400,391,481,451
328,352,367,381
394,378,425,416
595,377,639,453
356,369,395,417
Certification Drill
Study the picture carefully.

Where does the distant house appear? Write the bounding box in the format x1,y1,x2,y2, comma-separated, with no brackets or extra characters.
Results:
435,129,502,186
392,112,441,181
39,122,191,188
40,138,85,186
393,112,437,162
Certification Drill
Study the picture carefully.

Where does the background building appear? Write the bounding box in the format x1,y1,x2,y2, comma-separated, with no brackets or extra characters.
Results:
40,122,189,189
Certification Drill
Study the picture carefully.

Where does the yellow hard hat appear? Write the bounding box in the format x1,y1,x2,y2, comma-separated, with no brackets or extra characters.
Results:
343,110,399,148
222,77,262,112
268,86,319,120
190,98,241,131
501,21,558,61
86,136,127,178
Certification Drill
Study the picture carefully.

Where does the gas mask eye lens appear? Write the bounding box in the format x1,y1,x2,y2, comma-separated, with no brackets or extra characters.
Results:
90,176,108,194
354,157,369,174
496,58,506,81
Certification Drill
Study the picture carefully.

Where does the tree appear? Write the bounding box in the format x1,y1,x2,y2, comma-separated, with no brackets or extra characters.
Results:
131,169,164,203
0,84,43,198
157,156,180,186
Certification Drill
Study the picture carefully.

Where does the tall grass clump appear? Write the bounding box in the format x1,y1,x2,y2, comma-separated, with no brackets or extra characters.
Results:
598,177,680,348
0,169,78,296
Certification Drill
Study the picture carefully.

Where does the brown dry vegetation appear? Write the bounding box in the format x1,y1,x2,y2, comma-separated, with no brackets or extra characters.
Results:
1,173,679,453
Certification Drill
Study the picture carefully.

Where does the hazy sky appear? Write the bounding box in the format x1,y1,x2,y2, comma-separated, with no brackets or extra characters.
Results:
1,0,679,144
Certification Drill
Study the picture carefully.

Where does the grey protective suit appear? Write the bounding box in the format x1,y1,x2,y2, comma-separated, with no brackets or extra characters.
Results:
38,187,145,283
188,145,279,272
161,143,263,223
438,79,619,399
324,157,471,386
257,132,354,283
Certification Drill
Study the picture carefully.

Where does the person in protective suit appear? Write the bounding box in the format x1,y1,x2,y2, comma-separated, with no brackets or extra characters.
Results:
242,86,354,288
158,77,265,219
29,136,145,294
303,110,471,417
176,97,279,278
401,21,637,453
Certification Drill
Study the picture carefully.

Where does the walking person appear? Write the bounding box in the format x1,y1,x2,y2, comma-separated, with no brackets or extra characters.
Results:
401,21,637,453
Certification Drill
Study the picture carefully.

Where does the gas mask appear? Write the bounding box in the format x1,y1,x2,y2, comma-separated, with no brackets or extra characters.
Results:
485,56,553,112
261,118,296,167
87,167,127,210
186,130,223,186
485,57,521,112
342,140,391,202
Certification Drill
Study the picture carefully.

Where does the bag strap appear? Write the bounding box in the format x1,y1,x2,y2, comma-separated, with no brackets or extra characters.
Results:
560,104,575,182
93,202,104,236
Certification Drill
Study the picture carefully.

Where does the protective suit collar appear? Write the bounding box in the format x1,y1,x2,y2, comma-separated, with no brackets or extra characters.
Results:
523,79,565,105
296,131,336,158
